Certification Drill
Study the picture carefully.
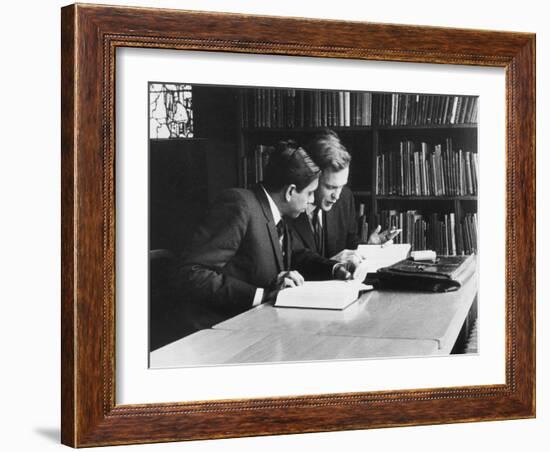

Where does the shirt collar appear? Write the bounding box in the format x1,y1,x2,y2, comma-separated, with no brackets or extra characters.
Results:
261,185,282,225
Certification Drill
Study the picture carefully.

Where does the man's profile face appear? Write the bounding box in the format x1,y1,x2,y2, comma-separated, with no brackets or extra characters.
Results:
287,178,319,218
315,166,349,211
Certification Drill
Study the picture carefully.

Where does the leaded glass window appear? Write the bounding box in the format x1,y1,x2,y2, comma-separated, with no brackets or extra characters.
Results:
149,83,193,138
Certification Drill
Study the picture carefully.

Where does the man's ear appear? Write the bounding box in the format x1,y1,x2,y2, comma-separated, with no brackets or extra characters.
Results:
284,184,297,202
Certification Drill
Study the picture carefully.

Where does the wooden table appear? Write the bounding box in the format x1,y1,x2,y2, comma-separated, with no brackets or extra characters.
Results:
150,272,477,368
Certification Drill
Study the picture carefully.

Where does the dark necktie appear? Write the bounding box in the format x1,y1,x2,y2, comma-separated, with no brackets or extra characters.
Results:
276,219,288,270
311,207,324,256
276,219,285,240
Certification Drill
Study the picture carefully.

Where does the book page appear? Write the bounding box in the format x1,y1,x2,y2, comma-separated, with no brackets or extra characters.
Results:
275,280,372,310
355,244,411,278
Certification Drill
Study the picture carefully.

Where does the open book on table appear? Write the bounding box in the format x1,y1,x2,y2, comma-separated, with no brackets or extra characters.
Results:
274,280,372,310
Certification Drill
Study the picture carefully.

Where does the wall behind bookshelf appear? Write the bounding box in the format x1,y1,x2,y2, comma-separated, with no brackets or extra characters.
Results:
236,87,478,256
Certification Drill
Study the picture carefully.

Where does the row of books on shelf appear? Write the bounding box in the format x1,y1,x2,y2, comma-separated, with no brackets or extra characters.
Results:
376,209,478,255
242,89,372,129
375,139,478,196
378,93,478,126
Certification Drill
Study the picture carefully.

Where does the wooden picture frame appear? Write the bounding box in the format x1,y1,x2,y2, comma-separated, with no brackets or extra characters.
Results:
61,3,535,447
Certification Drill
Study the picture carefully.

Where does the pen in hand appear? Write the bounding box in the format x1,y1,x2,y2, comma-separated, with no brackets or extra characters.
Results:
382,228,402,247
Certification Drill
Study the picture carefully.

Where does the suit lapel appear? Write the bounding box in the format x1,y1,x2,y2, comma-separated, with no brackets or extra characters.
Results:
253,185,284,272
325,208,338,257
293,213,318,252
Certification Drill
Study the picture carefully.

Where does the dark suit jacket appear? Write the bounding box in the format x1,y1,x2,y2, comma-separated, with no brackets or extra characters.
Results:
180,185,335,314
289,186,359,259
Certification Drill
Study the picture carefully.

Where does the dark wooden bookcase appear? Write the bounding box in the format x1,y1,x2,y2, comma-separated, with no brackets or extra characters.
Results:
233,87,478,255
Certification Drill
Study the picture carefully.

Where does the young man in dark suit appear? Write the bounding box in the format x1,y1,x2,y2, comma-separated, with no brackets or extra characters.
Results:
289,130,399,268
180,140,351,317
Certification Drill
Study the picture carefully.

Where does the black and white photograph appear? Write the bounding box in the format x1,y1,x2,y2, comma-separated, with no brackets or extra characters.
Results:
3,0,543,450
148,83,479,368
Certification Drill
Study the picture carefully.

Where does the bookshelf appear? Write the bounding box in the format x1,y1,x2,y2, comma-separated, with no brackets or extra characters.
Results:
236,87,478,256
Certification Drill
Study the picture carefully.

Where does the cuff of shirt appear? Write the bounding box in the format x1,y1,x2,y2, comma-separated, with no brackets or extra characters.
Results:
252,288,264,306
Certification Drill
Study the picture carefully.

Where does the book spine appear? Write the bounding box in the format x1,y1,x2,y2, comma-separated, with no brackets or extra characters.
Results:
401,144,406,195
450,212,457,255
374,154,381,195
344,91,351,127
472,152,479,195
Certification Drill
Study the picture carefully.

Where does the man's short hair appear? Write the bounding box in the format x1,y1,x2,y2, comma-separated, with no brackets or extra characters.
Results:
307,129,351,172
263,140,321,192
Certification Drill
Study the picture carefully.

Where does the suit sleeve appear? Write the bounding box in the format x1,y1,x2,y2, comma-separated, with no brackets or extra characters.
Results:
290,230,337,281
179,190,257,312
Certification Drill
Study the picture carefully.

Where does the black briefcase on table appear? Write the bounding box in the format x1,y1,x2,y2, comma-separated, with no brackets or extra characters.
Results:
366,254,476,293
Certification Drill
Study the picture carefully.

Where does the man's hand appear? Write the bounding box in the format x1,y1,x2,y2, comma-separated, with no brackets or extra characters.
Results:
263,271,305,304
332,262,354,280
272,270,305,289
330,249,364,268
368,225,401,245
